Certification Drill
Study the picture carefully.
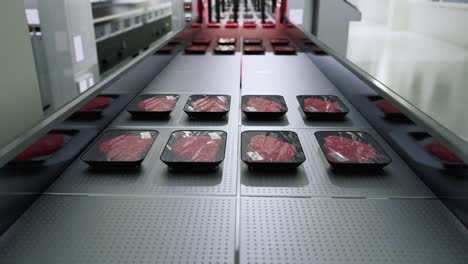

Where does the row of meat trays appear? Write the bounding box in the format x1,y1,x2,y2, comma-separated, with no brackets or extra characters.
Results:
80,130,392,171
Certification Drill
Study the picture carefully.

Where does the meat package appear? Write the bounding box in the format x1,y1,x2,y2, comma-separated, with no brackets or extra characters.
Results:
270,38,290,46
315,131,392,170
184,95,231,119
192,38,211,45
243,45,265,55
242,95,288,119
243,38,262,45
424,139,465,167
71,95,115,119
81,130,157,168
168,37,183,45
218,38,237,45
243,21,257,28
273,46,297,55
297,95,349,119
226,22,239,28
214,45,236,55
127,94,179,118
262,22,275,28
12,131,72,165
155,45,173,54
241,131,306,170
185,45,208,54
161,130,227,169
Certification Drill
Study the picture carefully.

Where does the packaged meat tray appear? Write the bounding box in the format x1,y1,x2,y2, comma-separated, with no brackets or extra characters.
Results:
71,95,115,119
192,38,211,45
243,45,265,55
315,131,392,171
273,45,297,55
242,95,288,119
218,37,237,45
270,38,290,46
262,22,275,28
243,21,257,28
423,138,465,168
191,23,201,28
243,38,262,45
207,23,221,28
214,45,236,54
81,130,157,168
168,37,183,45
375,99,410,121
127,94,179,118
185,45,208,54
226,22,239,28
155,45,173,54
297,95,349,119
184,95,231,119
161,130,227,169
11,131,73,165
241,131,306,170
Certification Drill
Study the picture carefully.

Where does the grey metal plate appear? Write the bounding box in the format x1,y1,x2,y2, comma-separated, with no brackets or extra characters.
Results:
46,128,238,196
240,198,468,264
111,92,240,129
240,128,434,198
0,195,236,264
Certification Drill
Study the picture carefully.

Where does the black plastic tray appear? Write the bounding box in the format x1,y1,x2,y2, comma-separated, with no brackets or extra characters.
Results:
69,95,118,120
273,46,297,55
168,37,183,45
8,130,77,166
315,131,392,171
241,131,306,170
243,38,263,45
81,130,158,168
155,45,173,54
214,45,236,54
184,95,231,119
218,38,237,45
161,130,227,170
242,95,288,119
270,38,290,46
127,94,179,119
297,95,349,119
185,45,208,54
243,45,265,55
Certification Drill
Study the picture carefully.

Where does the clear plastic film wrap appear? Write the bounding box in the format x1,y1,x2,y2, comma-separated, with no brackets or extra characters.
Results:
184,95,231,113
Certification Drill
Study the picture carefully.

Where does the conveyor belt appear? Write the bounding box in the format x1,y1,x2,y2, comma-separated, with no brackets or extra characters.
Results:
1,3,467,263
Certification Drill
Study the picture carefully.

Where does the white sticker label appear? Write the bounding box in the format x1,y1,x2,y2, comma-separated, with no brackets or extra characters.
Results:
166,96,176,100
186,105,194,111
140,132,152,139
305,106,318,112
246,106,257,112
331,151,349,162
217,96,227,101
247,151,264,161
209,132,222,140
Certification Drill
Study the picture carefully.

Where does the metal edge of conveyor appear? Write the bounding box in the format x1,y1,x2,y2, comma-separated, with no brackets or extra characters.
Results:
295,26,468,164
0,28,185,168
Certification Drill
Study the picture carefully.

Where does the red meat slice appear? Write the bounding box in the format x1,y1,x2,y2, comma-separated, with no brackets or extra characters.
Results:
303,98,341,112
425,140,464,163
172,136,223,162
99,135,153,161
80,97,112,111
226,22,238,28
246,97,283,112
137,97,177,112
376,100,400,114
324,136,376,163
16,134,65,160
191,97,227,112
246,136,297,162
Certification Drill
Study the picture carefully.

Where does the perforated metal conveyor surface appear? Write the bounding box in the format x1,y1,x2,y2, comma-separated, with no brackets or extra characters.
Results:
1,22,467,264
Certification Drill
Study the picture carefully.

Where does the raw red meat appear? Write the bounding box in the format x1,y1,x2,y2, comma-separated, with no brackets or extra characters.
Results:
376,100,400,114
243,22,257,28
137,97,177,112
191,97,227,112
172,136,223,162
425,140,464,163
16,134,65,160
226,22,238,28
246,136,297,162
324,136,376,163
246,97,283,112
99,135,153,161
303,98,341,112
80,97,112,111
207,23,221,28
262,22,275,28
